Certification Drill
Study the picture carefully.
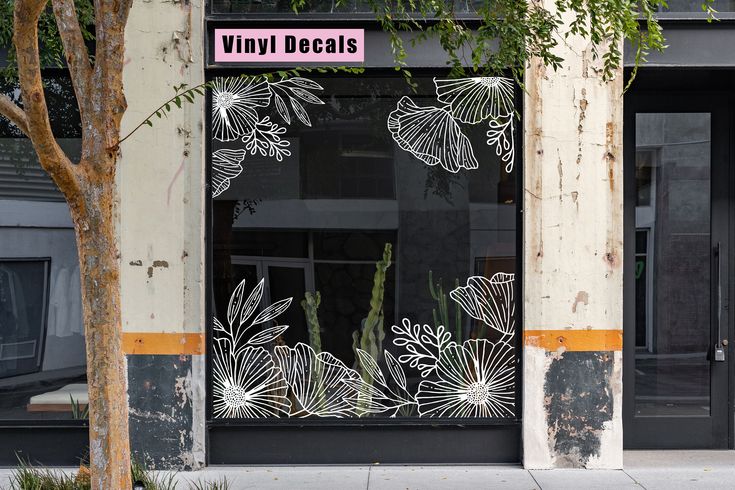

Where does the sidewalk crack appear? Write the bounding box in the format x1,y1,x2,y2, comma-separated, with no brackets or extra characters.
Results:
622,469,646,489
528,470,543,489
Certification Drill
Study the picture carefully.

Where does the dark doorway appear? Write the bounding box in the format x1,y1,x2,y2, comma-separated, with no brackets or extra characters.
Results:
624,88,731,449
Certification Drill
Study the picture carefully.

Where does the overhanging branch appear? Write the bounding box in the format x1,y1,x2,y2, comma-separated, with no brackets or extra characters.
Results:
0,94,30,136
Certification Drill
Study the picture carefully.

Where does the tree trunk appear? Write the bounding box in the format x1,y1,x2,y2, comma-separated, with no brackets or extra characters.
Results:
71,170,131,490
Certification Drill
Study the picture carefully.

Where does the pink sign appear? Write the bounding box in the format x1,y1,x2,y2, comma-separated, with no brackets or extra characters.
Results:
214,29,364,63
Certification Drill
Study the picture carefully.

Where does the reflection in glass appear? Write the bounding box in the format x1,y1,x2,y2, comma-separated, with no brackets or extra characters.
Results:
211,76,518,420
0,77,88,421
634,113,711,417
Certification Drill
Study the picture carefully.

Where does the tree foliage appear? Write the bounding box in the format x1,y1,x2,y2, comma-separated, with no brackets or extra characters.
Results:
0,0,94,83
0,0,717,89
287,0,715,85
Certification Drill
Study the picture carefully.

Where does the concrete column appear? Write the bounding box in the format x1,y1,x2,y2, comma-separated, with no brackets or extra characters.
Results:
118,0,206,469
522,13,624,468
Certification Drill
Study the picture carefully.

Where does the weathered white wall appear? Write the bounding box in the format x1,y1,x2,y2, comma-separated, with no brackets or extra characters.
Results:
118,0,205,469
523,8,624,469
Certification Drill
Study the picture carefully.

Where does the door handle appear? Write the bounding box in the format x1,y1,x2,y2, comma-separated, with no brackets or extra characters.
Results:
715,242,726,362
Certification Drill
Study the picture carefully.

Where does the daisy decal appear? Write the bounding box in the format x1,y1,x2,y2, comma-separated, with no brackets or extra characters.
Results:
388,96,479,174
211,149,246,197
212,342,291,418
434,77,514,124
416,339,515,418
450,273,516,336
212,77,271,142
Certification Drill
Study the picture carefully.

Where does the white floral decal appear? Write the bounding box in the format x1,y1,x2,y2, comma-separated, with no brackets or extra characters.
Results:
212,342,291,418
211,149,246,198
450,273,516,337
388,77,516,174
390,318,452,377
212,272,516,419
241,116,292,162
210,76,324,193
274,343,361,418
416,339,515,418
268,77,325,126
346,349,417,416
212,77,271,142
387,96,479,174
434,77,514,124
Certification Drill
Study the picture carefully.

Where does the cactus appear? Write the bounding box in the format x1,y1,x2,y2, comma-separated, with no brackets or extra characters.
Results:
353,243,392,380
429,271,463,343
301,291,322,354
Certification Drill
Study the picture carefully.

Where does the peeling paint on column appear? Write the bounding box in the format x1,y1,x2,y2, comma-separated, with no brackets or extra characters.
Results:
523,6,623,470
127,355,197,469
119,0,205,472
544,352,613,467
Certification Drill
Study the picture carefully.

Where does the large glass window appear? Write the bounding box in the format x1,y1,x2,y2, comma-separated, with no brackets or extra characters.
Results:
210,75,519,420
0,76,88,421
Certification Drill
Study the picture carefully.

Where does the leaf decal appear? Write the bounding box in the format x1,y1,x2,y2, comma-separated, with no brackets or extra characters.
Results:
213,317,226,333
356,348,386,385
247,325,289,346
291,87,324,105
385,350,407,389
227,279,247,326
240,278,265,326
290,98,311,127
252,297,293,325
288,77,323,90
273,92,290,125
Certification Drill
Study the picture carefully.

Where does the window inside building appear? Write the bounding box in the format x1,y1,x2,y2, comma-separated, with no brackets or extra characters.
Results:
210,74,519,420
0,76,88,422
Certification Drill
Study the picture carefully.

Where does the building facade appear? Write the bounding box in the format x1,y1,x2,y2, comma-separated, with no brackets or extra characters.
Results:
0,0,732,470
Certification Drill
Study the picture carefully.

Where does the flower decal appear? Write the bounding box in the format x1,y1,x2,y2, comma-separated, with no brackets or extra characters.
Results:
388,96,479,174
450,273,515,336
211,149,246,197
212,77,271,142
416,339,515,418
274,343,361,418
212,342,291,418
434,77,514,124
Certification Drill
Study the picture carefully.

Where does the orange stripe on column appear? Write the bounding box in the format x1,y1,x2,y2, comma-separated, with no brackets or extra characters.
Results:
123,332,205,355
524,329,622,352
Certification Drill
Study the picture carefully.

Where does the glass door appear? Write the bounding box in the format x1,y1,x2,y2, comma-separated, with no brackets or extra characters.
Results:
624,93,730,448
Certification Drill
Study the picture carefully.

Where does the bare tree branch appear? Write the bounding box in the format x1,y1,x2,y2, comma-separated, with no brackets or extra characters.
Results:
0,94,30,136
52,0,93,125
14,0,81,199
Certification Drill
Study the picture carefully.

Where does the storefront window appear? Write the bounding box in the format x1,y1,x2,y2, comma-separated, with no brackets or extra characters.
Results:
210,75,519,420
0,76,88,421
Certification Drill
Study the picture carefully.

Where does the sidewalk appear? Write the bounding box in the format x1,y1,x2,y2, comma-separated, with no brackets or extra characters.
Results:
1,451,733,489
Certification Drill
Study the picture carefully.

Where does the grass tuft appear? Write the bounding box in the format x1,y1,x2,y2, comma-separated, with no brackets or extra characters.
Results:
8,459,229,490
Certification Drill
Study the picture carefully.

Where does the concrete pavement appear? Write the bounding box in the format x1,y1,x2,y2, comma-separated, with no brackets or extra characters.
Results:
1,451,733,489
